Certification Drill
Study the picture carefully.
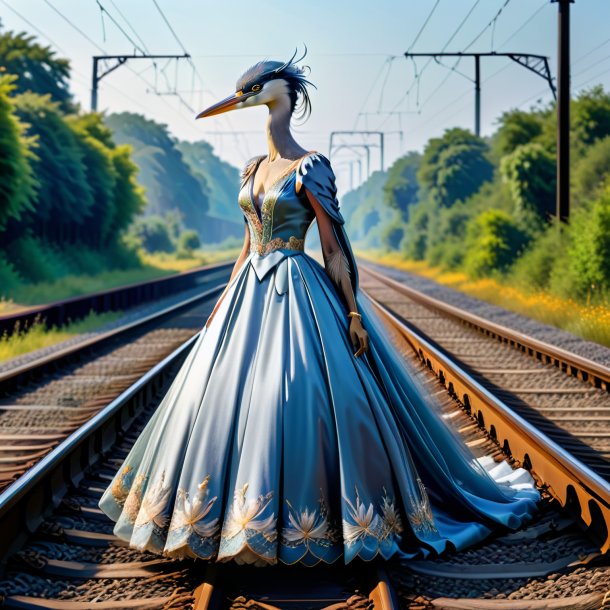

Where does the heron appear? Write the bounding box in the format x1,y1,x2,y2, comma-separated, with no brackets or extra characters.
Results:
196,48,369,356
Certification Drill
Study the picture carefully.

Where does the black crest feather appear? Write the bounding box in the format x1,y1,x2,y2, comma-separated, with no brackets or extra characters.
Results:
236,46,315,121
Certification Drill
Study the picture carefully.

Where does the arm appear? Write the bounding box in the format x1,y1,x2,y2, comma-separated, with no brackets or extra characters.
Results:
205,223,251,328
304,189,369,356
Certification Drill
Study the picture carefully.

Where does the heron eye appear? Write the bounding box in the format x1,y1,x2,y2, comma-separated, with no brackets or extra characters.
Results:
251,84,262,92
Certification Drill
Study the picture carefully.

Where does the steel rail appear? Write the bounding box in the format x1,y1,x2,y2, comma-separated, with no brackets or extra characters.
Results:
0,272,230,391
366,292,610,553
0,261,233,339
361,263,610,391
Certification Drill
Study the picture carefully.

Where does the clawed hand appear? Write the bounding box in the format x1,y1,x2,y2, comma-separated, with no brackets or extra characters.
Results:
349,317,369,357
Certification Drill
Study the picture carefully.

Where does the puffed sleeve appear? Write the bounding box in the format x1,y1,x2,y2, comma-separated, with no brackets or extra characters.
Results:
296,152,360,295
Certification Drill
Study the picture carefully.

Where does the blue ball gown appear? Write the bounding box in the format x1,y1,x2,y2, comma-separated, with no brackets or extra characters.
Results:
98,152,539,567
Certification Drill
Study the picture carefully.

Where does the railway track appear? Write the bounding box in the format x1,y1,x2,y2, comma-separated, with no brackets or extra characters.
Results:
0,263,609,607
0,263,232,494
359,265,610,522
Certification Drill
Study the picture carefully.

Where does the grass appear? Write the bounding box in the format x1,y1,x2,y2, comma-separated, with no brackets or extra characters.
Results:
357,249,610,350
0,248,240,315
0,310,124,363
0,247,241,362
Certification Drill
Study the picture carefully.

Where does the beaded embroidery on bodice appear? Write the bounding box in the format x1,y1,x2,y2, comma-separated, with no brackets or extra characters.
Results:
238,154,316,256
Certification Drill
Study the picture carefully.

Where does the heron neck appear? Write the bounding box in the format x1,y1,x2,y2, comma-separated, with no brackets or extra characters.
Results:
266,106,306,161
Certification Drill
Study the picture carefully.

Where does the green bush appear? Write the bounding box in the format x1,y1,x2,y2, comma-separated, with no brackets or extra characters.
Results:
5,236,74,283
500,143,556,220
127,215,174,253
556,186,610,298
573,135,610,205
177,230,201,258
509,223,565,291
0,254,22,295
464,209,530,278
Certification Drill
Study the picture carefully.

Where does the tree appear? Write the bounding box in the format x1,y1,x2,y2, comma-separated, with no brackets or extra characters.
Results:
105,113,210,239
0,75,37,230
492,109,543,158
0,29,72,112
383,152,421,218
128,215,174,253
14,92,93,243
573,135,610,205
463,209,529,277
417,128,493,208
572,86,610,150
500,143,556,220
565,186,610,297
177,230,201,257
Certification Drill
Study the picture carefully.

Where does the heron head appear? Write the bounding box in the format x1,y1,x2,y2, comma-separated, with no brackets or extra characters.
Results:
196,48,314,120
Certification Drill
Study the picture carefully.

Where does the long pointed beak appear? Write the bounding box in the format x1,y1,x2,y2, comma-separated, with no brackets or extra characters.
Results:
196,91,254,119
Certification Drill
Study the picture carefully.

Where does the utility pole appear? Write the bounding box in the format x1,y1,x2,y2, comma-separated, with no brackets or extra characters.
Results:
331,144,376,179
329,131,386,172
552,0,574,223
404,52,556,137
91,53,190,111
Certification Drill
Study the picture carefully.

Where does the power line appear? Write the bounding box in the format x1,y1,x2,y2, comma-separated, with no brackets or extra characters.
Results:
379,0,483,126
462,0,512,52
108,0,151,54
43,0,105,53
95,1,146,54
151,0,188,54
406,0,441,53
1,0,152,113
496,1,547,50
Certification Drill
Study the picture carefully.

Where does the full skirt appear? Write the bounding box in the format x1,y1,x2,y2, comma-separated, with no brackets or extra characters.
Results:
98,250,539,566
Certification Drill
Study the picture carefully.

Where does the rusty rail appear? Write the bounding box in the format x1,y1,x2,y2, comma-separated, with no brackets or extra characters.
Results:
361,264,610,392
367,292,610,553
0,261,233,339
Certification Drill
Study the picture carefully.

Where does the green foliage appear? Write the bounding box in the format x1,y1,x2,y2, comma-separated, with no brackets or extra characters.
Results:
0,75,37,229
417,128,493,207
105,112,210,240
425,202,471,269
6,235,73,283
177,140,242,230
0,253,22,293
0,29,72,111
383,152,421,218
561,187,610,298
463,209,529,278
342,170,388,247
14,92,93,242
401,201,430,260
379,213,405,250
109,144,146,235
500,143,556,220
177,230,201,258
573,135,610,205
509,223,565,291
128,215,175,253
492,109,543,158
572,86,610,150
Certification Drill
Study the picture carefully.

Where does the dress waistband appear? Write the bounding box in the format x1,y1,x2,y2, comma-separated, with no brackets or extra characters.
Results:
249,235,305,256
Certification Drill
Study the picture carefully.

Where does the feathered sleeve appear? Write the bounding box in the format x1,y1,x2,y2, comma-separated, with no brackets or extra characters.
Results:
296,152,359,295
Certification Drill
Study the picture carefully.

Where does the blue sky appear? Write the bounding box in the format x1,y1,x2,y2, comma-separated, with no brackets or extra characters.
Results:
2,0,610,192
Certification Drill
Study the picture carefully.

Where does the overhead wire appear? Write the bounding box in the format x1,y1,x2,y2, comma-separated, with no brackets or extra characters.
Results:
376,0,483,130
1,0,152,113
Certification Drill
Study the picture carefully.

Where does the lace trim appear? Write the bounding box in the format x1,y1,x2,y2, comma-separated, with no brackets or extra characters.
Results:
107,468,430,560
238,152,316,257
249,235,305,256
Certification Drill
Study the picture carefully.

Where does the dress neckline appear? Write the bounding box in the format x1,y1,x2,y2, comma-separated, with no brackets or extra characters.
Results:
249,151,316,218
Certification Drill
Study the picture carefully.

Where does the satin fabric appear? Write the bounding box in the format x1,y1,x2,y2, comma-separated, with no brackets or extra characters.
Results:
98,153,539,566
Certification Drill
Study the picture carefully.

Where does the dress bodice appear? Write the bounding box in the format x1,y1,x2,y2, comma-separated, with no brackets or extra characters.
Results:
238,154,316,256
